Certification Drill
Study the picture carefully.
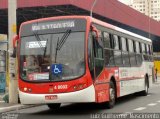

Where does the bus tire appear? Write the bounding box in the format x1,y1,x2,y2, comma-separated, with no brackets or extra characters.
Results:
140,76,149,96
106,81,116,108
47,103,61,110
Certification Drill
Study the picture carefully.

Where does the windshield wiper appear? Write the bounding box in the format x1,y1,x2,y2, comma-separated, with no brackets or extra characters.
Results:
54,29,71,63
57,29,71,50
43,38,48,58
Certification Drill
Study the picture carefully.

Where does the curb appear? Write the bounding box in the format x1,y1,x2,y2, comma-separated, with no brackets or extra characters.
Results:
0,104,40,113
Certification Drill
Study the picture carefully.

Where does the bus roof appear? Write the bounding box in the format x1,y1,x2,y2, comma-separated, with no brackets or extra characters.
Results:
20,15,151,43
91,17,152,43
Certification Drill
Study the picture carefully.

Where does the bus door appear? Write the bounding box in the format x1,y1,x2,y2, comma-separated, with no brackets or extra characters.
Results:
88,26,104,80
88,25,109,102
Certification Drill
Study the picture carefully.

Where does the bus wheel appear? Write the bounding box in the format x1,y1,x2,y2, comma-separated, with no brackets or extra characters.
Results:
107,81,116,108
140,77,149,96
47,103,61,110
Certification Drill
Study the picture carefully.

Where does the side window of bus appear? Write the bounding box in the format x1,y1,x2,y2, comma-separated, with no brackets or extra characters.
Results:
146,44,150,61
139,42,142,53
93,32,103,58
103,32,110,48
148,44,151,55
141,43,146,54
121,37,130,67
135,41,142,66
146,44,149,55
113,35,122,66
128,39,136,66
142,43,148,61
149,45,153,61
103,32,114,66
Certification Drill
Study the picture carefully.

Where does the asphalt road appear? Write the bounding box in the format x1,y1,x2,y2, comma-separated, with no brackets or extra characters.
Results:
5,82,160,119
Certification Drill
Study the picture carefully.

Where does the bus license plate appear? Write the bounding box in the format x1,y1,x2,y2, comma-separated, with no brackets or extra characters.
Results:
45,95,58,100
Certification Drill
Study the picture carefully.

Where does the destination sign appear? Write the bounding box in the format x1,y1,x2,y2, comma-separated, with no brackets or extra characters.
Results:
32,21,75,31
20,19,86,37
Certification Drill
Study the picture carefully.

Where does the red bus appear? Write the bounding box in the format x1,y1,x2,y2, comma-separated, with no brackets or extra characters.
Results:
13,16,154,109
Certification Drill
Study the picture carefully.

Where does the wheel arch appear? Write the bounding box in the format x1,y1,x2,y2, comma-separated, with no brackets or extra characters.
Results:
110,76,117,98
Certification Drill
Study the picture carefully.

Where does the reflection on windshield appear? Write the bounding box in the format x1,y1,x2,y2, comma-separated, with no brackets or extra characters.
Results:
20,32,85,82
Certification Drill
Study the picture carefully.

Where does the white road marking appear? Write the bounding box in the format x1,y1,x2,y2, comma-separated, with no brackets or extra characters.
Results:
147,95,151,96
147,103,157,106
134,107,146,111
157,100,160,103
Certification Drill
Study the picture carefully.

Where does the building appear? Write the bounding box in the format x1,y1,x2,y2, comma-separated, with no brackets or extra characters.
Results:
120,0,160,21
118,0,133,5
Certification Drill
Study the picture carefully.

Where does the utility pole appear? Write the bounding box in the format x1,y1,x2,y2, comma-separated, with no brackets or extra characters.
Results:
8,0,18,104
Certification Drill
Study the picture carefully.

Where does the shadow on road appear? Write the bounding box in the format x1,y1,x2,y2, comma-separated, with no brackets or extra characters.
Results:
29,92,154,116
30,103,103,115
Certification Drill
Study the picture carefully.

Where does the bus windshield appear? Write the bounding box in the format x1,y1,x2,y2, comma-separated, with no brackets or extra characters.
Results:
20,31,85,82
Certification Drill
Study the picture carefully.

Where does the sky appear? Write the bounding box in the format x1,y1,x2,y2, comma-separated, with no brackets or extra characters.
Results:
118,0,133,5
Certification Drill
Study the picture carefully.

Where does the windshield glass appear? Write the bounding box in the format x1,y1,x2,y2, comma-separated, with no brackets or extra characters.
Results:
20,31,85,82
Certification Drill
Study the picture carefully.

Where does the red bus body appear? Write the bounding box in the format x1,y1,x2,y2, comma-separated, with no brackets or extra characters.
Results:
17,16,153,106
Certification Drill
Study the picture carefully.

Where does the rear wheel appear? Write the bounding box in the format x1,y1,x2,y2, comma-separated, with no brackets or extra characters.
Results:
47,103,61,110
140,76,149,96
106,81,116,108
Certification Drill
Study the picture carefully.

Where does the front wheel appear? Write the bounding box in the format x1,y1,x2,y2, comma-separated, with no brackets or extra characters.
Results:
47,103,61,110
106,81,116,108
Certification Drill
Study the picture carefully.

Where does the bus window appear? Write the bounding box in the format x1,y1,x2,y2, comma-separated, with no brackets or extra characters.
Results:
147,44,152,61
128,39,134,53
109,34,114,49
142,43,149,61
139,42,142,53
146,44,150,55
118,36,122,50
135,41,140,53
145,44,147,54
148,45,151,55
128,39,136,66
135,41,142,66
103,32,114,66
141,43,146,54
103,32,110,48
121,37,130,67
150,45,153,61
113,35,122,66
113,35,119,50
121,37,127,51
133,40,136,53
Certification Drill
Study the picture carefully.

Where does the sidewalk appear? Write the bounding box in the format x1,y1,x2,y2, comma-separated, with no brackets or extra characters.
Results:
0,88,37,113
0,77,160,113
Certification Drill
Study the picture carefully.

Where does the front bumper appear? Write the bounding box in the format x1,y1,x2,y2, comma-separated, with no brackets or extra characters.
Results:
19,84,95,104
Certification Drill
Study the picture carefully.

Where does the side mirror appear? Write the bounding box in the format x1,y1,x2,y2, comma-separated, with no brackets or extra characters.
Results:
12,35,19,58
91,25,99,40
91,25,103,48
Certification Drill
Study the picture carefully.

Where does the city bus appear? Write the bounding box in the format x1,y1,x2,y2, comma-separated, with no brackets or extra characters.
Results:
13,16,154,109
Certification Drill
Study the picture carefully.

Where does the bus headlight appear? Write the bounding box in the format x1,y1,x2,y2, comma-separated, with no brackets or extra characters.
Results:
23,87,32,92
24,87,27,91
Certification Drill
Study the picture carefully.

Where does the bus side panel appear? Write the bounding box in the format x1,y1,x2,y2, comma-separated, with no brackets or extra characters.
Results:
94,67,119,103
119,63,153,97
